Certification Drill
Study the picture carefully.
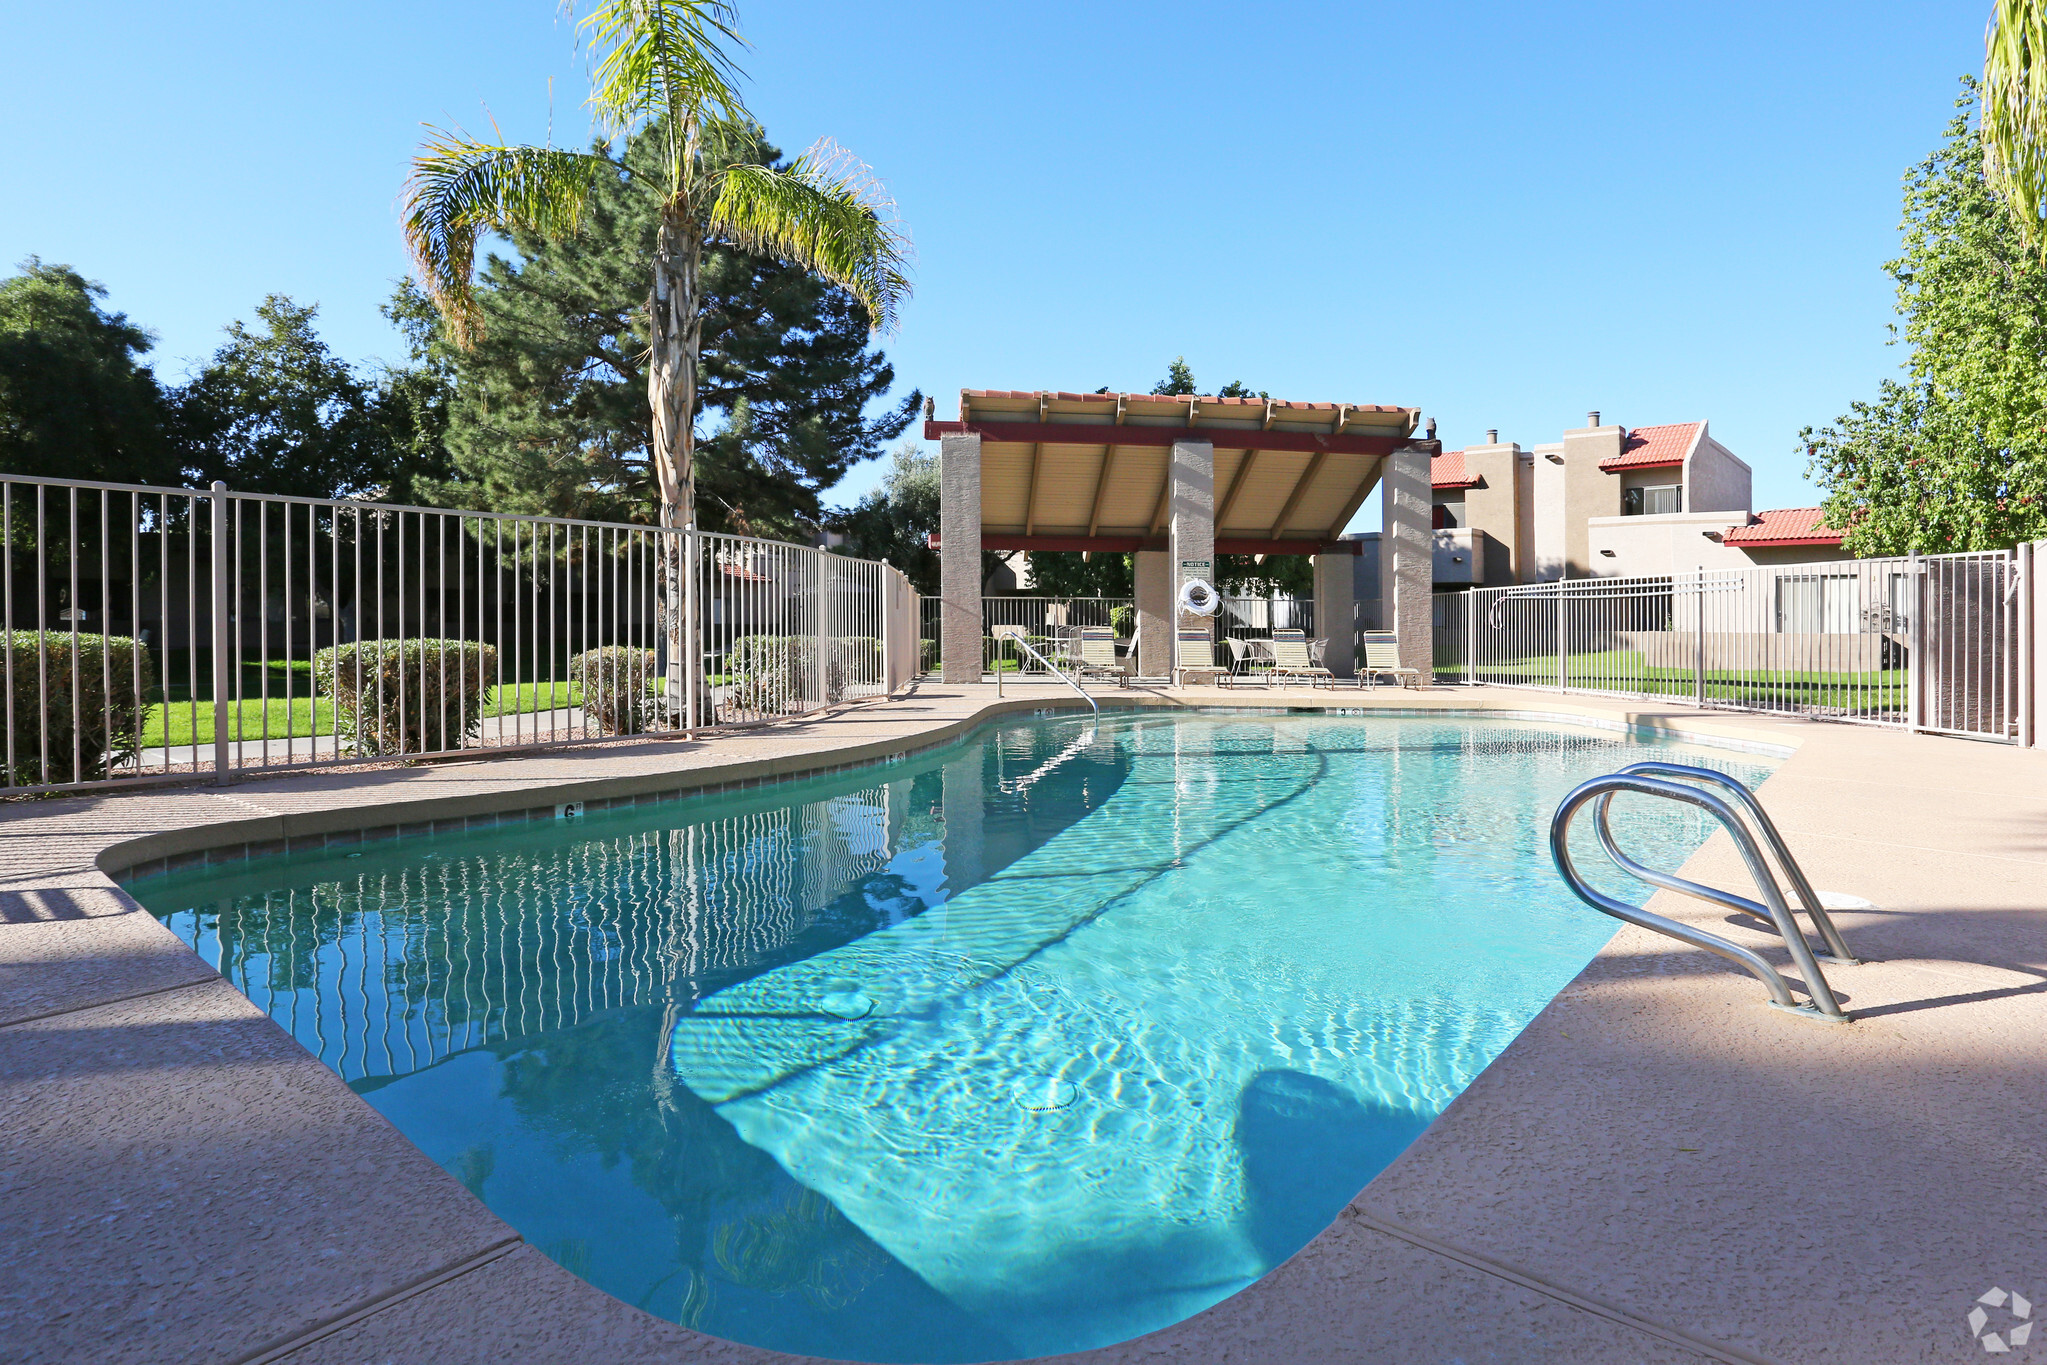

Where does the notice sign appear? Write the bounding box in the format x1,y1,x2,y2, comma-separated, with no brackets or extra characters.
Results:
1178,559,1211,578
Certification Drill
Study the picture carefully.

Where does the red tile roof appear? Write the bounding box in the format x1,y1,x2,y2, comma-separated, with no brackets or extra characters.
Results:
1432,450,1481,489
1599,421,1703,472
1721,507,1843,547
959,389,1412,413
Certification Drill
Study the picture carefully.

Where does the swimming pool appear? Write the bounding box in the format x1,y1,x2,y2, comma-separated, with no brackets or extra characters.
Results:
133,712,1772,1362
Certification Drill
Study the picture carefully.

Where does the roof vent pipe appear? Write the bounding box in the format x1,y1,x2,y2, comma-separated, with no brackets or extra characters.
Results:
1588,410,1601,427
1485,428,1498,444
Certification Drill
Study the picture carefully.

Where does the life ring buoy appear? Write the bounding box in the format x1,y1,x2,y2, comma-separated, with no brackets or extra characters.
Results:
1179,577,1219,617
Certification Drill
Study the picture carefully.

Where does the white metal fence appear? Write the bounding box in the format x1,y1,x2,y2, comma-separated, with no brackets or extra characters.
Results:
1439,549,2031,743
0,474,916,796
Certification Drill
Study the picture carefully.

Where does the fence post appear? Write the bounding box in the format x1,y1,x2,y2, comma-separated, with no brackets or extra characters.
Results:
1693,568,1706,710
814,553,828,710
209,482,230,784
684,526,701,731
1465,591,1476,686
2019,542,2035,749
880,561,893,698
1907,552,1923,732
1556,587,1567,691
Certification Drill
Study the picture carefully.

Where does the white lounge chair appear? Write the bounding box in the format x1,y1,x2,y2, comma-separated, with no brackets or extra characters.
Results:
1075,626,1129,687
1360,632,1421,689
1175,629,1225,686
1268,629,1334,688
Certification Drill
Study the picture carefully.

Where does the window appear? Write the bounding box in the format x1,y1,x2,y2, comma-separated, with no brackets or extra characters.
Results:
1432,498,1462,529
1774,574,1858,633
1622,485,1682,516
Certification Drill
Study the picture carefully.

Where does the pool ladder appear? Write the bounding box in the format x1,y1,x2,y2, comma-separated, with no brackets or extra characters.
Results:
1550,762,1860,1025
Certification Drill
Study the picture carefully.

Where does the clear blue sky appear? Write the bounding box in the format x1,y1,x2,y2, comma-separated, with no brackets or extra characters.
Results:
1,0,1991,523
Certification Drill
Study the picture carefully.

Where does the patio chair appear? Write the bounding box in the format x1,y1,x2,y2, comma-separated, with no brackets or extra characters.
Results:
1175,630,1225,687
1360,632,1421,689
1075,626,1129,688
1220,636,1267,686
1268,629,1334,688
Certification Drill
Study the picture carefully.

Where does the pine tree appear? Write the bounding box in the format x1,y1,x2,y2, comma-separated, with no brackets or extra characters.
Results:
832,440,939,592
418,122,915,540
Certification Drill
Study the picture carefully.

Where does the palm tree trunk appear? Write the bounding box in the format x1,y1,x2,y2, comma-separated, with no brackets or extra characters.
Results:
648,207,702,529
649,207,703,727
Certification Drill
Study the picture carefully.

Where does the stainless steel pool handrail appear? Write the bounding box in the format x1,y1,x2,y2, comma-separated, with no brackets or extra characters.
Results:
1600,762,1859,965
997,632,1098,716
1551,773,1851,1023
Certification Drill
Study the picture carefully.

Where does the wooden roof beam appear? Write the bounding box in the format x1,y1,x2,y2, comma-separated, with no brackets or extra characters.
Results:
1269,449,1328,537
1323,458,1384,542
1023,393,1048,535
1214,449,1260,530
1086,445,1118,538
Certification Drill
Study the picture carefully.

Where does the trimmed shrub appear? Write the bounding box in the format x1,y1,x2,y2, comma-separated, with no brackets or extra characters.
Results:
723,635,883,715
725,634,807,716
826,637,881,701
313,639,497,757
571,645,657,734
2,631,154,787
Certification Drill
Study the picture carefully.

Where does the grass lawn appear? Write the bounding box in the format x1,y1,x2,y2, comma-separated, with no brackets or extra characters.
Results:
143,677,589,746
480,680,582,717
1466,649,1906,711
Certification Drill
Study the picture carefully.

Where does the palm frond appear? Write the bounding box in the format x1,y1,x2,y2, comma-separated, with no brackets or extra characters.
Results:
402,131,605,344
708,141,914,333
1985,0,2047,245
577,0,748,185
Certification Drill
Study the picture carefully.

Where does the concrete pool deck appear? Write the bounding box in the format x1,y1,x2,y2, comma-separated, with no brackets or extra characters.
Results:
3,682,2043,1363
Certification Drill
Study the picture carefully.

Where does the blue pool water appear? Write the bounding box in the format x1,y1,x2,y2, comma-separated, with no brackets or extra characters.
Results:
134,713,1772,1362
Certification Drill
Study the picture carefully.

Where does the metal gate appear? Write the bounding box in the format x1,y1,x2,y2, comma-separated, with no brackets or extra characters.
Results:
1440,549,2029,743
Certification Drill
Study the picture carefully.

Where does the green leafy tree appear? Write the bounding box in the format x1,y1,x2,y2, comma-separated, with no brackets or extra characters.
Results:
402,0,911,532
412,122,914,536
1151,357,1196,396
1022,550,1131,598
1803,81,2047,553
1147,356,1265,400
177,296,402,500
0,259,180,485
832,440,938,592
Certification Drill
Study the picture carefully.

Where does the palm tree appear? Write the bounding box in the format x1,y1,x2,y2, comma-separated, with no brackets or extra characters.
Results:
1985,0,2047,244
401,0,912,531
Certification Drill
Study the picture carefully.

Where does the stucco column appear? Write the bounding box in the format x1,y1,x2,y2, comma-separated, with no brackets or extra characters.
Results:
939,744,986,893
1313,552,1356,678
2027,539,2045,748
1169,441,1215,676
1134,550,1170,678
1380,442,1433,679
939,432,982,684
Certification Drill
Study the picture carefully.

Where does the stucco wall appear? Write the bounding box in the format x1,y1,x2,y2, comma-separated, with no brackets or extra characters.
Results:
1683,429,1752,514
1561,424,1625,577
1460,442,1524,580
1349,531,1381,629
1586,511,1756,578
1530,443,1565,580
1733,543,1855,567
938,432,983,683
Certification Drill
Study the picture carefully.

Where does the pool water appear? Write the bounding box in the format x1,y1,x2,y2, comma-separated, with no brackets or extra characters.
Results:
134,713,1772,1362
